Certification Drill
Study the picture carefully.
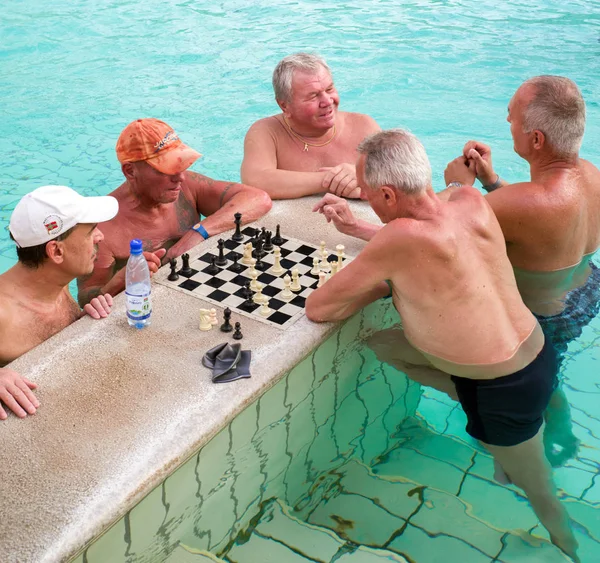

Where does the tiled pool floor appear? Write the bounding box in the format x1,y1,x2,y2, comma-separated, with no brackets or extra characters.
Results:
210,382,599,563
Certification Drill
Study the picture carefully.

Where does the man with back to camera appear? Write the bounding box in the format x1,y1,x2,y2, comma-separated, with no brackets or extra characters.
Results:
77,118,272,307
443,75,600,465
0,185,118,420
306,130,579,561
240,53,381,199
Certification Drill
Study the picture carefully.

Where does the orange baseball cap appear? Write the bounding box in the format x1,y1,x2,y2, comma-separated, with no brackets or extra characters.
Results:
115,118,201,175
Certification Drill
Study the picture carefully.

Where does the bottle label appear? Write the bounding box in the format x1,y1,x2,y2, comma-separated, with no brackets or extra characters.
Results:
125,290,152,320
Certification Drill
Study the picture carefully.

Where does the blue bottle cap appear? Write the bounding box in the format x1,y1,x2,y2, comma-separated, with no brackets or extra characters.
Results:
130,239,143,254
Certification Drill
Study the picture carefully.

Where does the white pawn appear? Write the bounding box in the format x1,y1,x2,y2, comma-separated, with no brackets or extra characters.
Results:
320,250,331,272
259,298,272,317
199,309,212,331
241,242,253,265
310,257,320,275
320,240,326,256
330,261,339,276
253,283,267,304
280,274,294,300
271,246,284,274
317,271,327,288
209,308,218,325
249,268,259,291
336,244,345,269
290,267,301,291
248,257,258,277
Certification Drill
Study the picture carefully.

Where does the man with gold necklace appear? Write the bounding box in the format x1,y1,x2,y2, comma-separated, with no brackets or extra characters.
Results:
241,53,380,199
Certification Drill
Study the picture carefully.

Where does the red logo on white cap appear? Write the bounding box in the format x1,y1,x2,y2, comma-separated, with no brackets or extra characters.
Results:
44,215,63,236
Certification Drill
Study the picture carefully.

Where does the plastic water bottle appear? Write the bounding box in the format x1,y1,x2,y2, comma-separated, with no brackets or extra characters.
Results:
125,239,152,328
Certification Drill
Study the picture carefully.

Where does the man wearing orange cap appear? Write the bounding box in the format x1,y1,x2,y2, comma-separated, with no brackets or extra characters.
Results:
0,185,119,420
77,118,272,306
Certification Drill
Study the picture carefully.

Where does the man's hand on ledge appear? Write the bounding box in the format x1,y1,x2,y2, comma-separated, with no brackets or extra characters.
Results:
83,293,113,319
0,368,39,420
320,163,361,199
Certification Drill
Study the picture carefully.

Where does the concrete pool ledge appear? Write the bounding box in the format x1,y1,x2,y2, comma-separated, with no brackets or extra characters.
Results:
0,196,381,563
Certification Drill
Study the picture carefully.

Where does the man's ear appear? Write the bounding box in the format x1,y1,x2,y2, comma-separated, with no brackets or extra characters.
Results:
533,130,545,150
381,185,397,205
46,241,65,265
121,162,136,182
277,98,290,117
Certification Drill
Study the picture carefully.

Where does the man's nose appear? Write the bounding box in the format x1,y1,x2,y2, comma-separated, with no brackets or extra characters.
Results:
359,188,368,201
171,171,185,183
94,228,104,243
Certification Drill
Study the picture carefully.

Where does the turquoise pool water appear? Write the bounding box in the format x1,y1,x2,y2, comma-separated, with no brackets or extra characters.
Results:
3,1,600,562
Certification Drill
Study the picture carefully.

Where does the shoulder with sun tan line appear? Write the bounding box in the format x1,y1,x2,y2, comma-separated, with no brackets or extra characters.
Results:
339,111,380,131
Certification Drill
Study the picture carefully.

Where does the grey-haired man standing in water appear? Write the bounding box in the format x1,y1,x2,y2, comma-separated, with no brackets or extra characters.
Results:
241,53,380,199
444,75,600,466
307,130,579,561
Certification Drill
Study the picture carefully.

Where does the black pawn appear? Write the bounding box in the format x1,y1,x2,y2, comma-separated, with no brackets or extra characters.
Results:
260,227,267,241
180,253,192,276
242,280,252,299
205,255,219,275
232,322,243,340
232,212,243,242
215,238,228,267
272,224,284,246
168,258,179,281
263,231,273,252
220,308,233,332
230,254,243,273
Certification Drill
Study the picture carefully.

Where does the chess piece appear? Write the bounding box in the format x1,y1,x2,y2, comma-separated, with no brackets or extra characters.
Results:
232,212,244,242
180,253,192,276
320,251,331,272
248,257,258,277
249,268,259,291
310,257,320,275
280,274,294,300
272,224,284,246
319,241,326,256
220,308,233,332
232,322,243,340
168,258,180,281
230,254,243,273
336,244,345,269
241,242,253,265
215,239,227,267
205,255,219,275
330,261,339,276
243,280,252,299
290,268,301,291
263,231,273,252
209,308,218,325
271,246,284,274
199,309,212,331
317,271,327,287
253,283,267,304
259,299,272,317
253,238,266,260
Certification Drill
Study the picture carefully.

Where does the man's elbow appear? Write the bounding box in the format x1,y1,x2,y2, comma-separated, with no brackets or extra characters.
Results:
305,295,331,323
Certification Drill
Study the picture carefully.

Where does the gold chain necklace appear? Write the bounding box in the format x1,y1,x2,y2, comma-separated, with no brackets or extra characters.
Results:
282,115,337,152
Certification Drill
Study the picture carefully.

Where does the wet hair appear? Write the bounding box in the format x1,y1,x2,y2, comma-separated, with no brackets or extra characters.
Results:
522,76,585,157
272,53,332,103
10,226,76,269
357,129,432,195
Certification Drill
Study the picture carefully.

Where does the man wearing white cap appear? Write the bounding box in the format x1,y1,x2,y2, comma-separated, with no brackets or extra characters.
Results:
77,118,272,307
0,185,118,420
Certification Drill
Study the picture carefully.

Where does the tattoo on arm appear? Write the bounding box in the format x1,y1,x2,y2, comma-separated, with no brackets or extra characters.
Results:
219,183,236,208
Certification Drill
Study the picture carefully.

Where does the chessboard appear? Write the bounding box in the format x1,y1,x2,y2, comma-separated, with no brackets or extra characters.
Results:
154,226,351,330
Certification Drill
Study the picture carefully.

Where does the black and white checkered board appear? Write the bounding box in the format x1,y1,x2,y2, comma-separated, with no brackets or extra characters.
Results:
155,227,349,330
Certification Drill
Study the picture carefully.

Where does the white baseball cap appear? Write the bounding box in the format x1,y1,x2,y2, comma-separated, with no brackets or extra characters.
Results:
9,185,119,248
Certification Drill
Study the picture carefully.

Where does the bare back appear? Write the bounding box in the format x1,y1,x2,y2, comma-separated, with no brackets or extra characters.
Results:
0,268,81,366
387,188,539,376
490,159,600,271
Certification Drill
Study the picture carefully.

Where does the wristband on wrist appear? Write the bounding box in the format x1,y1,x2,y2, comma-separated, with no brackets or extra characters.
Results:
446,181,463,189
482,174,502,191
192,223,209,240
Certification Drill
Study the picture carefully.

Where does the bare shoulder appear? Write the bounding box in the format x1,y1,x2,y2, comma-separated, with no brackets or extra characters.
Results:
245,115,281,139
340,111,380,133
